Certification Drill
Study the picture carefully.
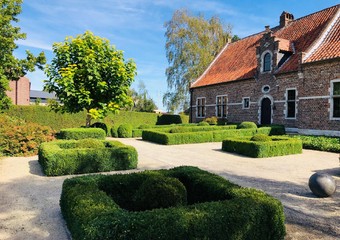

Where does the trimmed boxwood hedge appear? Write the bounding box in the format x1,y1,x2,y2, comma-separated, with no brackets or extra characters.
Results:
38,139,138,176
60,166,285,240
58,128,106,140
142,126,284,145
222,136,302,157
133,124,237,138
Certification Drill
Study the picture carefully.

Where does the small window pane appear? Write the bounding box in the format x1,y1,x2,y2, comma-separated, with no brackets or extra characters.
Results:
287,102,296,118
333,97,340,118
243,98,250,109
263,53,271,72
333,82,340,95
288,90,296,100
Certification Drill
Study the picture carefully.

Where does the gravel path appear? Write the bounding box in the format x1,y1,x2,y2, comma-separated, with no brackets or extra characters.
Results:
0,138,339,239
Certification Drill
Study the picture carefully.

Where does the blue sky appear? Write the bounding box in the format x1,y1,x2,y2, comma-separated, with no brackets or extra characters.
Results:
15,0,339,110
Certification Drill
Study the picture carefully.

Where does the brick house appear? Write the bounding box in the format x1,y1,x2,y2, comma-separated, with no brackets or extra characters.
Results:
6,76,30,105
190,5,340,136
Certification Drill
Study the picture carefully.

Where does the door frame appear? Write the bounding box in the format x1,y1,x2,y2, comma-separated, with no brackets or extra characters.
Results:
258,95,273,125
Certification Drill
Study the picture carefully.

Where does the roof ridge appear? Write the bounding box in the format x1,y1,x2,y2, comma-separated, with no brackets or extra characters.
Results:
302,7,340,62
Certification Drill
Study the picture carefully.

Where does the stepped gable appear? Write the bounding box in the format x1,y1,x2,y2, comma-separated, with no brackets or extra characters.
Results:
191,4,339,88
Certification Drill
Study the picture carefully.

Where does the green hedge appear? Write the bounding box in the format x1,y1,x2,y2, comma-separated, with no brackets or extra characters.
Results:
132,124,237,138
222,136,302,158
142,126,282,145
60,166,285,240
38,139,138,176
3,105,189,131
290,135,340,153
58,128,106,140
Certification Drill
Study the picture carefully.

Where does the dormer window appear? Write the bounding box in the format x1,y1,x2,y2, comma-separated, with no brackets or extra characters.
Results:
263,52,271,72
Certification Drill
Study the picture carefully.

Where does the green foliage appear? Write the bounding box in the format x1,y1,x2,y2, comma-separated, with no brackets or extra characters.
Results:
251,134,272,142
142,125,284,145
44,31,137,126
198,121,210,126
117,124,133,138
58,128,105,140
156,114,183,125
290,135,340,153
222,137,302,158
0,0,46,109
128,81,157,112
163,9,232,112
138,124,151,129
133,175,187,211
238,121,258,129
203,116,218,125
3,105,188,131
60,166,285,240
90,122,109,136
0,114,55,156
38,139,138,176
110,125,118,138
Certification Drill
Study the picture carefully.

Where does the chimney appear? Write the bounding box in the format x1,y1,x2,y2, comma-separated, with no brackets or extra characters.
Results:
265,25,271,32
280,11,294,27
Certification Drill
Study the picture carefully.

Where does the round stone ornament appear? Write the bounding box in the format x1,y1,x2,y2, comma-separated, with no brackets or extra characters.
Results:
308,172,336,198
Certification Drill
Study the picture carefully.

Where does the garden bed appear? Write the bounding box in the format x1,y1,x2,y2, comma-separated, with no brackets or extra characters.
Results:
38,139,138,176
222,136,302,158
60,166,285,240
142,126,285,145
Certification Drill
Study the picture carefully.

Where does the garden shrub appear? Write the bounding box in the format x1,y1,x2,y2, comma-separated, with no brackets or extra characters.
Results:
203,116,218,125
133,175,187,211
156,114,182,125
198,121,210,126
251,134,272,142
110,125,118,137
38,139,138,176
117,124,133,138
58,128,105,140
217,118,228,125
90,122,109,136
0,115,55,156
60,166,286,240
238,121,257,129
138,124,151,129
290,135,340,153
222,136,302,157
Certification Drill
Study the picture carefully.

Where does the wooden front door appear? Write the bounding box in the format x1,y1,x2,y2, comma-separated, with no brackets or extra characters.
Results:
261,98,271,125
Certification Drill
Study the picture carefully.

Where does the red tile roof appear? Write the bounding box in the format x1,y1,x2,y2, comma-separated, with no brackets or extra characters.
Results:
191,5,340,88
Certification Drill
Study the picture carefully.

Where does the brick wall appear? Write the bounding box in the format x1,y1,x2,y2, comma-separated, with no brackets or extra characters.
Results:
6,77,30,105
190,59,340,132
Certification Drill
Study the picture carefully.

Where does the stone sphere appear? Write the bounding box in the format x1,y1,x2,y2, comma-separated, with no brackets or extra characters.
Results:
308,173,337,197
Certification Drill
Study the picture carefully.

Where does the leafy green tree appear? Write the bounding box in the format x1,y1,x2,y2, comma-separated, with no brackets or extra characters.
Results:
164,9,232,112
44,31,137,127
129,81,157,112
0,0,46,109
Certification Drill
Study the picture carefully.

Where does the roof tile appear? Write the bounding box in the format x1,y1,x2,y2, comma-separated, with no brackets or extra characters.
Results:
191,5,339,88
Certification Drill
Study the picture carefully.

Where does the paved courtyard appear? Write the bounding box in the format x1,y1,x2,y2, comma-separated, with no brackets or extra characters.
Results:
0,138,339,239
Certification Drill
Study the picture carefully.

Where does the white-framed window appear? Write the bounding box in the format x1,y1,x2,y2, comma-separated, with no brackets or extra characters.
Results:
331,79,340,119
196,97,206,118
242,97,250,109
286,88,297,119
216,95,227,118
261,50,272,73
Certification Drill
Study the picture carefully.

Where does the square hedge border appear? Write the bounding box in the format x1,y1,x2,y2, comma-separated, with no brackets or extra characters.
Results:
57,128,106,140
38,139,138,176
222,136,302,158
60,166,286,240
142,126,285,145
